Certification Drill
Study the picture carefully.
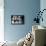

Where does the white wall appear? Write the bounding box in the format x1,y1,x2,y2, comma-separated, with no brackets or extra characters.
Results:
0,0,4,42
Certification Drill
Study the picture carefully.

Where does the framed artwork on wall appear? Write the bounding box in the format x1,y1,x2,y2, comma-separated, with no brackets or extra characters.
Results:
11,15,24,25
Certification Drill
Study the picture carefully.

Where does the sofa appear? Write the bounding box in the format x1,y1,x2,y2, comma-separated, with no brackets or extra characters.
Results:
2,25,46,46
17,25,46,46
0,41,17,46
32,25,46,46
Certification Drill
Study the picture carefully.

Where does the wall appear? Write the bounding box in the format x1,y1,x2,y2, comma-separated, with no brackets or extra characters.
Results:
0,0,4,42
4,0,40,42
40,0,46,26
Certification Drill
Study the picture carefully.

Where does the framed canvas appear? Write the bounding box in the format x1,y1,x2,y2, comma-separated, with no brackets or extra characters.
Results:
11,15,24,25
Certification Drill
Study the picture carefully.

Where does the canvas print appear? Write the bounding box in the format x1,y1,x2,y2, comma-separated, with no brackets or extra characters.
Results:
11,15,24,25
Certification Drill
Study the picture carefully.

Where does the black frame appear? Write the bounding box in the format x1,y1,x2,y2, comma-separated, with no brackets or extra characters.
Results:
11,15,24,25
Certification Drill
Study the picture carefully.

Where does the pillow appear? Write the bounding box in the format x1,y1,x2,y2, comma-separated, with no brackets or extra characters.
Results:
17,37,25,46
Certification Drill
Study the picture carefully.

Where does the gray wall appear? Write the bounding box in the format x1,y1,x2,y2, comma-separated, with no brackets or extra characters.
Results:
4,0,40,42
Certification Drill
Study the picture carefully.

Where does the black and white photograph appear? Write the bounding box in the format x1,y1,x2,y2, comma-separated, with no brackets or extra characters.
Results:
11,15,24,25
